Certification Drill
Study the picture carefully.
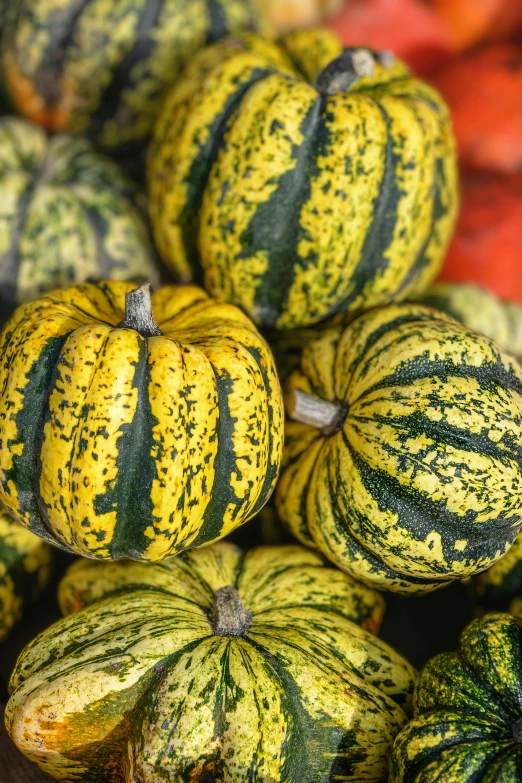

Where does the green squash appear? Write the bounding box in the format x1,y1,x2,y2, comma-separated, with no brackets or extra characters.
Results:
6,542,416,782
0,117,158,320
1,0,269,153
0,505,51,643
0,281,283,561
391,613,522,783
474,532,522,609
148,28,458,330
277,303,522,593
421,282,522,361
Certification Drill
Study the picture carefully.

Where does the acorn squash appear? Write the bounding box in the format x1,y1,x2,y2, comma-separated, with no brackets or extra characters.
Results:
6,541,416,782
391,613,522,783
0,117,158,321
0,505,51,643
276,303,522,593
0,281,283,560
148,28,459,330
1,0,269,153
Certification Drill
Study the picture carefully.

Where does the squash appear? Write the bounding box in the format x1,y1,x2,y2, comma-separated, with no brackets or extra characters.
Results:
148,28,459,330
420,282,522,361
276,303,522,593
0,116,158,322
391,613,522,783
6,541,417,782
265,0,343,34
0,505,51,643
429,0,522,50
0,281,283,560
1,0,270,153
474,532,522,609
440,171,522,304
327,0,455,75
432,45,522,174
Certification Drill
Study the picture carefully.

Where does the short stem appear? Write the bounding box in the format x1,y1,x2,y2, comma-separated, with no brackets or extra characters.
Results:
285,389,347,435
513,716,522,743
116,284,162,338
315,48,376,96
210,587,253,638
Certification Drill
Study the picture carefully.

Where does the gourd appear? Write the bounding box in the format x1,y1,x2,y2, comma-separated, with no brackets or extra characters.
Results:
0,281,283,560
1,0,269,153
0,505,51,643
474,533,522,609
0,117,158,321
420,282,522,360
148,28,458,330
391,613,522,783
429,0,522,50
266,0,342,33
6,541,416,782
440,171,522,304
276,303,522,593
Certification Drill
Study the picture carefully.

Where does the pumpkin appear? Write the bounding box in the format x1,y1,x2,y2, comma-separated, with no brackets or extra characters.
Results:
1,0,270,154
432,45,522,174
440,171,522,304
327,0,455,75
265,0,343,34
0,505,51,643
0,281,283,560
420,282,522,361
429,0,522,50
0,116,158,323
6,541,417,782
391,613,522,783
474,532,522,609
148,28,459,330
276,302,522,594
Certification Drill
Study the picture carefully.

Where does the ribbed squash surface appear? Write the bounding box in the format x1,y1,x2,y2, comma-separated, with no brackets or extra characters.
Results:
6,542,416,782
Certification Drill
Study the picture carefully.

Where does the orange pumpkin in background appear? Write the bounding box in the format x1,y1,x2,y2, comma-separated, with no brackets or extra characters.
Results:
327,0,454,75
429,0,522,49
432,44,522,174
439,171,522,304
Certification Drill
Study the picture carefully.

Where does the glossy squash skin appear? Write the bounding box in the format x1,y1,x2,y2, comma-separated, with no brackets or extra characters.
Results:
148,28,459,330
391,613,522,783
6,542,417,782
0,117,158,322
276,303,522,593
1,0,269,153
420,282,522,361
0,281,283,560
0,505,51,643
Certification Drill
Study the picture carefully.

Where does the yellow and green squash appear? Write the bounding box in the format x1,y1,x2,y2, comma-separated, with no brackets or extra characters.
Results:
0,281,283,560
0,116,158,321
1,0,269,153
391,613,522,783
421,282,522,362
148,28,459,330
474,532,522,609
6,541,416,782
277,303,522,593
0,504,51,643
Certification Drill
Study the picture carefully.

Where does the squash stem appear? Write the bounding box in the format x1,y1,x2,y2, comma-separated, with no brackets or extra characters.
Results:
315,48,376,96
116,284,162,338
285,389,347,435
211,586,253,638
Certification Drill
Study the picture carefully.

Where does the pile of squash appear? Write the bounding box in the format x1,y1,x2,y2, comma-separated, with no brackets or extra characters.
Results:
0,1,522,782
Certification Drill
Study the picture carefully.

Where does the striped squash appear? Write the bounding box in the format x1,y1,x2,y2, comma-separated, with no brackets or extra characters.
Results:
1,0,269,153
6,542,416,782
148,28,459,330
0,505,51,643
0,281,283,560
421,282,522,361
474,532,522,609
277,303,522,593
391,613,522,783
0,117,158,322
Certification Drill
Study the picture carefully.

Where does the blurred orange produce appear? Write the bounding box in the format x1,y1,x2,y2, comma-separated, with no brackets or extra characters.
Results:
429,0,522,49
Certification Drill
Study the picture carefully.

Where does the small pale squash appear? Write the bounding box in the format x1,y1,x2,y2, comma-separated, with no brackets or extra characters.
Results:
6,542,416,782
0,504,51,643
277,303,522,593
0,281,283,560
0,117,158,321
421,282,522,361
265,0,343,33
148,28,459,330
1,0,270,153
391,613,522,783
